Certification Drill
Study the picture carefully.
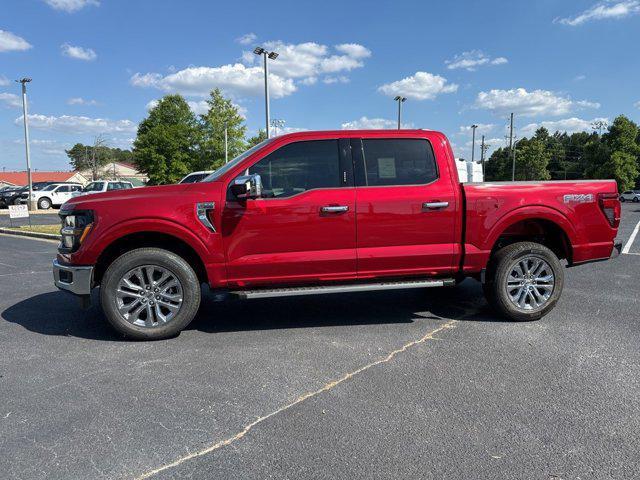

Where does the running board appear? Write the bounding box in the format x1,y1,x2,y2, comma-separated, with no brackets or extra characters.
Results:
232,278,455,300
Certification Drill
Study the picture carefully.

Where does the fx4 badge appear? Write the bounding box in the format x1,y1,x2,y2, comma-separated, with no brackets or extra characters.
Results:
563,194,594,204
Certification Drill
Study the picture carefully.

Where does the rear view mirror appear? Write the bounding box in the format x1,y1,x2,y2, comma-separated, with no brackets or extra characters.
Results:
231,174,262,199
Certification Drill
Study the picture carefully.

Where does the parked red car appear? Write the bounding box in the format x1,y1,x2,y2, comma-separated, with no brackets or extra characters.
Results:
53,130,622,339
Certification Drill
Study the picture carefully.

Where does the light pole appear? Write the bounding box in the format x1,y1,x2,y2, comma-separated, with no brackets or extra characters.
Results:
511,137,522,181
224,122,228,163
17,78,35,210
270,119,285,136
394,96,406,129
470,124,478,164
254,47,279,138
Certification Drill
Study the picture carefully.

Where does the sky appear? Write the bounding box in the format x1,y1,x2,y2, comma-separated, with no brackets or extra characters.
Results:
1,0,639,172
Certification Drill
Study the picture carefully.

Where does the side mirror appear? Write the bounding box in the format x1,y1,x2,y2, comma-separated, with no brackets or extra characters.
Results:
231,174,262,200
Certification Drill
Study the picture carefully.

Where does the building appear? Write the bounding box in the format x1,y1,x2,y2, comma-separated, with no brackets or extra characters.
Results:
0,162,148,189
0,171,79,189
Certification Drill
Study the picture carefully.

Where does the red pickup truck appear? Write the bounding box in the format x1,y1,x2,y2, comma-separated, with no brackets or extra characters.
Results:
53,130,622,340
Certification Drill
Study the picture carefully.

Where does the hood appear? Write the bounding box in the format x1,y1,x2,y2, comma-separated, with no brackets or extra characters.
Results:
63,184,191,210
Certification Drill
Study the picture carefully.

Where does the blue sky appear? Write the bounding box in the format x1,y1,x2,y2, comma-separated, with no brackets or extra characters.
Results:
1,0,639,172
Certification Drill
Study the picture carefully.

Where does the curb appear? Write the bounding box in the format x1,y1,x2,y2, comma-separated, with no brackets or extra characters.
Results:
0,227,61,241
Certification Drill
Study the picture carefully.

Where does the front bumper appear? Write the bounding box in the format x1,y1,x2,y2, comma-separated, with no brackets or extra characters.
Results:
52,260,93,296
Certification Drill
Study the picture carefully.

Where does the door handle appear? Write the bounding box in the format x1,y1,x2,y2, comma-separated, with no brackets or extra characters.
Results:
320,205,349,214
422,201,449,210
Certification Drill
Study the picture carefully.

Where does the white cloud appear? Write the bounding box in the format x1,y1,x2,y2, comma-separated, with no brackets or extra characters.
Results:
445,50,508,71
0,30,32,52
474,88,600,117
43,0,99,12
0,75,9,86
14,114,136,134
520,117,610,136
323,76,349,84
67,97,99,106
300,77,317,86
341,116,413,130
61,43,97,61
378,72,458,101
634,101,640,109
131,64,296,99
574,74,587,81
555,0,640,25
236,33,257,45
458,123,496,136
0,93,21,108
335,43,372,59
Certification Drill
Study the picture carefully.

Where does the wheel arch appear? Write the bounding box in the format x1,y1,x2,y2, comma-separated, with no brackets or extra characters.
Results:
93,231,208,286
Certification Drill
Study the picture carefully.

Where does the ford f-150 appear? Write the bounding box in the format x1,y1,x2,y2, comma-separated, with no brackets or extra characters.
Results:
52,130,622,340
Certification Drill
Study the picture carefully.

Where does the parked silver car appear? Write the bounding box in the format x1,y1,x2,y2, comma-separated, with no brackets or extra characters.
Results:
620,190,640,202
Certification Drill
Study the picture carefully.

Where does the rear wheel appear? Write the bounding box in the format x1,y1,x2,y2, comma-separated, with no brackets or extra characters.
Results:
620,197,626,202
38,197,52,210
484,241,563,321
100,248,201,340
633,197,639,203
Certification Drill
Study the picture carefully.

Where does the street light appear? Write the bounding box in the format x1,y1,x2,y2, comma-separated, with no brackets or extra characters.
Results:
470,124,478,164
394,96,406,129
16,77,35,210
254,46,279,138
270,119,285,136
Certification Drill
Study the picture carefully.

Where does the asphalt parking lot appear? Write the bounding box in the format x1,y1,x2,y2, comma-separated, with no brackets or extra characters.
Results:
1,204,639,480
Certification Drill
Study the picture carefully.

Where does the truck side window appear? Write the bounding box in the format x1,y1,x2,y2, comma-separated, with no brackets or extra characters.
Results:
361,139,437,187
248,140,340,198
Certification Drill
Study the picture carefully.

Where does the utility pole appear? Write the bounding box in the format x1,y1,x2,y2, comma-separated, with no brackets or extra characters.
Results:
508,112,514,151
254,47,279,138
480,135,487,177
511,137,520,181
224,122,228,163
471,124,478,164
394,96,406,129
17,78,35,210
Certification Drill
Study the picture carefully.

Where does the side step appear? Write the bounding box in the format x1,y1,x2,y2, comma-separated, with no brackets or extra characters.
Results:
232,278,455,300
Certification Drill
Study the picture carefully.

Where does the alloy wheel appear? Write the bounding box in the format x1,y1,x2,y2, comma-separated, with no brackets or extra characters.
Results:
505,255,555,311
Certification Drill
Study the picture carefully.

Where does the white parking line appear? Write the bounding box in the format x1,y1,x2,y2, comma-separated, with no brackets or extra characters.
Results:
622,220,640,255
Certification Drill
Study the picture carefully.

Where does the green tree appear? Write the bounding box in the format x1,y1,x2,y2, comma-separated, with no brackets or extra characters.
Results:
598,151,639,192
133,95,202,185
485,147,512,181
247,129,268,148
514,138,551,181
199,89,247,171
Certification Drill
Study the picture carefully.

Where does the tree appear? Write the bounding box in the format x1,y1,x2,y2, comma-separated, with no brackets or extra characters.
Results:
66,135,112,179
247,129,268,148
133,95,202,185
199,89,247,171
514,138,551,181
485,147,512,181
598,151,639,192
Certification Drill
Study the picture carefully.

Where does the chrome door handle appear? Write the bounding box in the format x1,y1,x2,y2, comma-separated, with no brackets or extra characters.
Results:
422,201,449,210
321,205,349,214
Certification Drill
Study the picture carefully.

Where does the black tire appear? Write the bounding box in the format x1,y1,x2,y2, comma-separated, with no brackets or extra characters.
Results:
620,197,625,202
633,197,639,203
484,241,564,322
100,248,201,340
38,197,52,210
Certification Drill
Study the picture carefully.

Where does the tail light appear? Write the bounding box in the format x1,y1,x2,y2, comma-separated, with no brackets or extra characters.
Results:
598,193,621,228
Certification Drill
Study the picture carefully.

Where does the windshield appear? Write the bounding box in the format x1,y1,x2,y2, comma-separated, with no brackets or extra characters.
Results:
84,182,104,192
204,139,274,182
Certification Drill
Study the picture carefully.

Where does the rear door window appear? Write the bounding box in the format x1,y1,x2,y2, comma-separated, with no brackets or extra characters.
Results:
358,138,438,187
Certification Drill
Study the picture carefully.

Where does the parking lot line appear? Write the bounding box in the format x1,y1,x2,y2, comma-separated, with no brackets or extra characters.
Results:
622,220,640,254
134,319,458,480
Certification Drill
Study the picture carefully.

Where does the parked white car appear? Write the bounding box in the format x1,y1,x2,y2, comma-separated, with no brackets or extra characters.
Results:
73,180,134,197
179,171,213,183
20,183,83,209
620,190,640,203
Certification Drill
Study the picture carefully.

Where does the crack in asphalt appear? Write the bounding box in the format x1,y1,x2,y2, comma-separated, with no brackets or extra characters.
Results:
133,319,458,479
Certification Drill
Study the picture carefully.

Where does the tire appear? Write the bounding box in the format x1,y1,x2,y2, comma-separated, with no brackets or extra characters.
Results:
100,248,201,340
484,241,564,322
620,197,625,202
38,197,52,210
633,197,639,203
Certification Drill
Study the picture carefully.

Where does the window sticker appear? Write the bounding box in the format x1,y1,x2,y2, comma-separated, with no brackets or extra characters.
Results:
377,157,397,178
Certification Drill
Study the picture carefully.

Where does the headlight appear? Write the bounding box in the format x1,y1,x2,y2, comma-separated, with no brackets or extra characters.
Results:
58,210,94,254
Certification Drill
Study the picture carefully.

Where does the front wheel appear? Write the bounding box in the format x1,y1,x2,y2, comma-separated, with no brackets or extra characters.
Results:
100,248,201,340
484,242,564,322
633,197,639,203
38,197,52,209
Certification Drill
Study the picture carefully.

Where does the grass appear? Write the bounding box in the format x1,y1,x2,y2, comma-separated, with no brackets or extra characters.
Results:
6,224,61,235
